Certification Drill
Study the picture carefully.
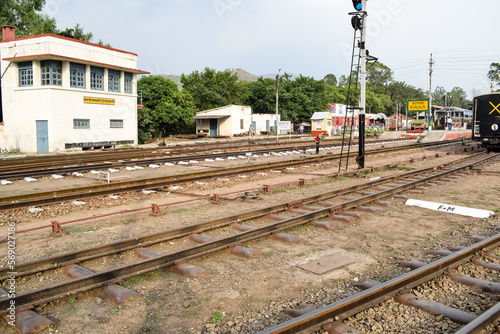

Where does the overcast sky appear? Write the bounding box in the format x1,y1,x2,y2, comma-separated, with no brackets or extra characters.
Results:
43,0,500,99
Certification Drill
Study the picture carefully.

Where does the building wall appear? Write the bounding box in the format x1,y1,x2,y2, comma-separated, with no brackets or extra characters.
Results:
0,33,141,152
194,105,252,136
252,113,278,134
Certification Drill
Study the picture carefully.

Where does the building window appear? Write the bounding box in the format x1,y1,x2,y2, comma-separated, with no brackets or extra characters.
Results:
110,119,123,128
90,66,104,90
240,119,244,130
108,69,120,92
41,60,62,86
124,72,133,94
18,61,33,87
70,63,86,88
73,119,90,129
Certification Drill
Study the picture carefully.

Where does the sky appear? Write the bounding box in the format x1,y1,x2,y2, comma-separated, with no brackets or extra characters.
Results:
42,0,500,99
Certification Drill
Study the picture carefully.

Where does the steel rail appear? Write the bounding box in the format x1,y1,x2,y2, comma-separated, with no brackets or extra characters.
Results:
455,302,500,334
0,138,417,179
0,141,466,211
258,234,500,334
1,153,477,281
0,153,495,316
0,137,377,171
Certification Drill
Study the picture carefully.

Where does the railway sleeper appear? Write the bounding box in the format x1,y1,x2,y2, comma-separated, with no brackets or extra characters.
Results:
395,293,477,325
134,248,210,277
322,322,364,334
312,220,338,230
189,233,262,258
283,303,317,318
232,223,299,243
1,308,55,334
472,258,500,272
446,273,500,294
62,264,141,305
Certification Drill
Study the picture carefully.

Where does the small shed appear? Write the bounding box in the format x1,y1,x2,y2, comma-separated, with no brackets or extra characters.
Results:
193,105,252,136
310,112,333,137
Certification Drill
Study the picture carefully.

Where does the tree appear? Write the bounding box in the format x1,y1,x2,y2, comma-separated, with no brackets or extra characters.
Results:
488,62,500,89
245,77,276,114
433,86,448,106
58,23,93,42
137,76,195,143
449,87,469,108
367,62,393,93
323,73,337,87
0,0,50,37
180,68,246,111
0,0,104,44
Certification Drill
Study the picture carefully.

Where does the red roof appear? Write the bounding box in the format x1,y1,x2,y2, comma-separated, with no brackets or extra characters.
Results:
1,33,137,56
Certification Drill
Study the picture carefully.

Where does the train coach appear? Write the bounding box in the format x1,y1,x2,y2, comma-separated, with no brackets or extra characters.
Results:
472,92,500,151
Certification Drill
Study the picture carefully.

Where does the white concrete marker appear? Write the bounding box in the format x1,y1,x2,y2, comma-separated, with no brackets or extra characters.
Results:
405,199,495,219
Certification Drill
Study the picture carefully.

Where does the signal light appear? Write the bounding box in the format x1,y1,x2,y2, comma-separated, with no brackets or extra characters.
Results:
352,0,362,11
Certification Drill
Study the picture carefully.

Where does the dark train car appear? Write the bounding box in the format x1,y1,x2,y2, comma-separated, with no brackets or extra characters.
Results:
472,92,500,151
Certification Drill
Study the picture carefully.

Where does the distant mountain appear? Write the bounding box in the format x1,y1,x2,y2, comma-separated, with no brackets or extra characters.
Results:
159,74,182,90
158,69,295,90
227,68,258,82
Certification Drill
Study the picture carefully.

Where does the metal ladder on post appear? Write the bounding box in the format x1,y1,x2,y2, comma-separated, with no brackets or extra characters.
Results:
338,13,365,172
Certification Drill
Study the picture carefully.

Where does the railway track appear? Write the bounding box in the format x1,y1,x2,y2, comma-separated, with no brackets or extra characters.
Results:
0,140,469,211
259,234,500,334
0,138,409,180
0,151,497,333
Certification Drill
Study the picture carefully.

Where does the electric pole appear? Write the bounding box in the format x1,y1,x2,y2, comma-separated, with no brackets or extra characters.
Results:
428,53,434,131
358,0,367,168
275,69,280,140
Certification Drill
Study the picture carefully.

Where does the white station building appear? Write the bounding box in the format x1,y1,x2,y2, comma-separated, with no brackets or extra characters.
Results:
0,25,149,153
194,105,280,136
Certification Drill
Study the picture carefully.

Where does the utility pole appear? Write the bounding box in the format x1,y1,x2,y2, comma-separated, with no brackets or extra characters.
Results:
428,53,434,131
275,69,281,141
357,0,367,168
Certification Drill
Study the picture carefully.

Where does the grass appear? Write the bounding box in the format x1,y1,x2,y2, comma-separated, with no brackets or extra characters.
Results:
64,225,98,236
111,307,119,314
124,271,163,288
264,251,276,258
210,310,224,324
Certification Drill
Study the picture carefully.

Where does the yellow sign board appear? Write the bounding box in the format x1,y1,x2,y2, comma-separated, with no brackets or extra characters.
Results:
84,97,115,105
407,100,429,111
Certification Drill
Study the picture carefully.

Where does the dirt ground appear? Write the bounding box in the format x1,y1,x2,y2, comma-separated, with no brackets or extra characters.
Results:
0,142,499,334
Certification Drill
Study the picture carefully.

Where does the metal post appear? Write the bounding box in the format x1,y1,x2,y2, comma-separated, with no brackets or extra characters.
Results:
275,69,281,141
428,53,434,131
357,0,367,169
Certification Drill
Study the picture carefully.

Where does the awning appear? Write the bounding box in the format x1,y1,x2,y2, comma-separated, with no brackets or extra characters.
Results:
192,114,230,120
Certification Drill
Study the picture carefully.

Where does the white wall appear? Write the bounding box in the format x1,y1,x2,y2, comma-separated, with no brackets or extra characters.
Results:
252,113,279,135
0,34,141,152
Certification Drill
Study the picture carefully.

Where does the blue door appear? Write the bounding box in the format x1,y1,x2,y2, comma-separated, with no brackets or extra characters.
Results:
251,121,256,135
209,119,217,136
36,120,49,153
266,120,270,131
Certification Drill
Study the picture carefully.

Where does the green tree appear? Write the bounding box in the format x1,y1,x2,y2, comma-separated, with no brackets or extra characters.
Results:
323,73,337,87
137,76,195,143
180,68,246,111
58,23,93,42
449,87,469,108
0,0,103,43
245,77,276,114
0,0,51,37
433,86,448,106
367,62,393,93
488,62,500,89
